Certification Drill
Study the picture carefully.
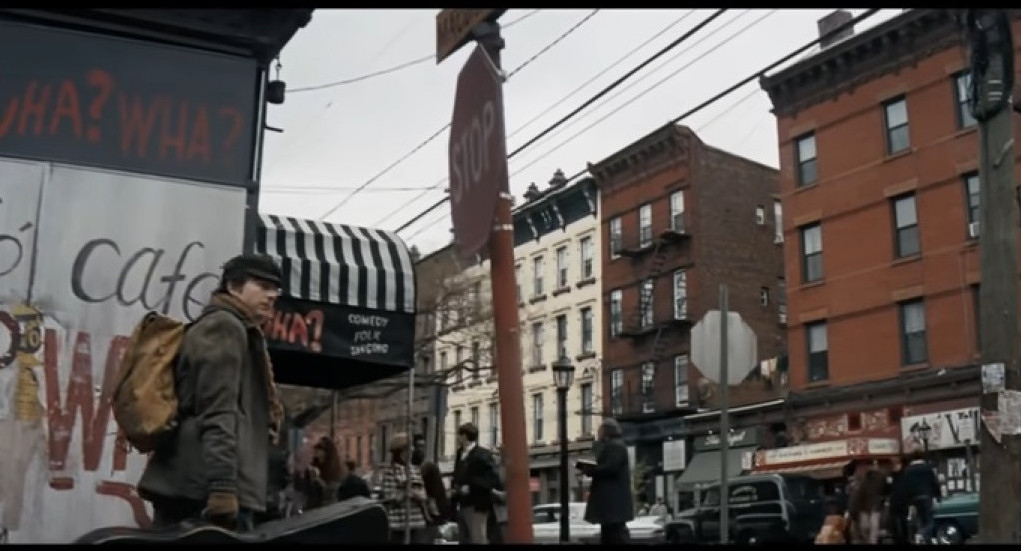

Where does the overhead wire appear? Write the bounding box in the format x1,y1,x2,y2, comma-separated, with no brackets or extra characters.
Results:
378,9,731,228
394,9,881,239
314,9,602,222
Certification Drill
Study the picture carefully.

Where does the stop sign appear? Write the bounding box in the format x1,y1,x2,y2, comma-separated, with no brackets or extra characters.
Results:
448,44,508,257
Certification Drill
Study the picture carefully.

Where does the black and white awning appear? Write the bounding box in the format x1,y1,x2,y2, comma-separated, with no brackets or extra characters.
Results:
254,213,418,389
256,213,416,313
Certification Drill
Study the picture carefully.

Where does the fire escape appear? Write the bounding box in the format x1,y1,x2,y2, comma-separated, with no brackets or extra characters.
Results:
613,211,692,418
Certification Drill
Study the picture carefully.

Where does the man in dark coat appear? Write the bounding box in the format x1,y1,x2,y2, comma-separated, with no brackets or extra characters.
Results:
336,459,372,501
137,254,286,532
580,418,634,544
451,422,499,544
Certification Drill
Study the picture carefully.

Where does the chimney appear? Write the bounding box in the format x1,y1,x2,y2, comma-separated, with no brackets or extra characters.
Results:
548,168,568,190
818,9,854,50
523,182,541,203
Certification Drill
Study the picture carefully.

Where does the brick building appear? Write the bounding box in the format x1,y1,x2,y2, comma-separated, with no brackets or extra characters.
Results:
590,124,786,497
755,9,1021,488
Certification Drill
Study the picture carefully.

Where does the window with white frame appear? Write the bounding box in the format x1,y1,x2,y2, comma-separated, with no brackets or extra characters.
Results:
489,403,498,447
609,290,622,337
673,270,687,320
964,173,980,234
555,314,568,360
773,199,783,243
609,216,622,258
892,194,920,258
580,383,593,436
610,369,623,416
471,340,480,378
453,409,462,438
777,277,787,324
759,287,770,307
455,345,464,383
800,224,823,283
440,350,448,374
580,236,593,279
954,71,977,129
639,203,653,247
900,300,928,365
883,97,910,155
581,307,594,354
532,393,544,442
641,362,656,413
471,406,479,428
641,278,654,328
674,355,689,406
533,256,544,296
795,133,817,187
670,191,685,232
755,205,765,225
556,246,568,289
806,322,829,382
531,322,544,367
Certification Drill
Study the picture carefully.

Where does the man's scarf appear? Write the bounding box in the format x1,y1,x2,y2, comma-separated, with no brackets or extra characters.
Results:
209,292,285,444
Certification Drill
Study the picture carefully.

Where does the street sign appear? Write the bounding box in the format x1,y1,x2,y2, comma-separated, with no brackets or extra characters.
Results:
435,9,506,64
690,310,758,386
448,44,508,257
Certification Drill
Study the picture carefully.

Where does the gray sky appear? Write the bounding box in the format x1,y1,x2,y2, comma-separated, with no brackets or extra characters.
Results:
259,8,902,254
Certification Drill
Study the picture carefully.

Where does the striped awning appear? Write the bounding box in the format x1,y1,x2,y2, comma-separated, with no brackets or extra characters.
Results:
754,460,850,480
256,213,416,314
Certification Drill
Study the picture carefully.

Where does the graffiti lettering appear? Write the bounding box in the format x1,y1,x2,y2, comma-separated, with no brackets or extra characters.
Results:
43,329,130,490
263,308,324,353
96,481,152,529
0,195,35,279
0,69,246,171
70,238,217,321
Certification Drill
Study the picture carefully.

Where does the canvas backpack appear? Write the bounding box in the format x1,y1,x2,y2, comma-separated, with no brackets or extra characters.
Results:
111,311,195,453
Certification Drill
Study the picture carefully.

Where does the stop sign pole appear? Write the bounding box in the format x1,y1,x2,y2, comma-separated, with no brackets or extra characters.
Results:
438,11,533,544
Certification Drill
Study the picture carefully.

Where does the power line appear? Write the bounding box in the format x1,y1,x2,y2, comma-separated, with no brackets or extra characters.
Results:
394,8,881,239
507,8,727,159
314,9,601,221
382,9,730,229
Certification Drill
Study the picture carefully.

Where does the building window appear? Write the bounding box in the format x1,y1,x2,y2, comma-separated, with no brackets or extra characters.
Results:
964,173,980,236
609,216,622,258
555,314,568,360
532,256,544,297
954,71,977,129
641,362,655,413
806,321,829,382
760,287,770,307
580,236,594,279
515,264,522,302
640,278,655,328
900,300,928,365
470,406,480,428
609,289,622,337
777,277,787,325
673,270,687,320
639,203,653,247
532,393,544,443
883,97,910,155
581,307,594,354
556,246,569,289
440,350,448,374
773,199,783,243
453,410,462,439
800,223,824,283
892,194,920,258
670,191,685,232
356,435,363,467
471,340,480,378
610,369,623,416
455,345,464,383
674,355,689,406
531,322,544,367
580,383,593,436
489,403,498,447
795,133,818,187
755,205,765,225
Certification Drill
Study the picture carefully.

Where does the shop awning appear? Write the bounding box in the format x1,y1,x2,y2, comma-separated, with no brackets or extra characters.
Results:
255,213,417,390
754,460,850,480
676,446,754,488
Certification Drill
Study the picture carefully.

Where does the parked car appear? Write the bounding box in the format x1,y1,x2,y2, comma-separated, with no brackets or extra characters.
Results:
931,492,978,544
532,502,598,544
626,515,667,543
664,474,827,544
434,522,459,545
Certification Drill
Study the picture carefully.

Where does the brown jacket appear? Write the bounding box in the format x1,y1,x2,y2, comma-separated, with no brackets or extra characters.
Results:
137,299,273,512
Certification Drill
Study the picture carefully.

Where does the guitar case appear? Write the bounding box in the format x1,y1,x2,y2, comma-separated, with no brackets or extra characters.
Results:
74,497,389,544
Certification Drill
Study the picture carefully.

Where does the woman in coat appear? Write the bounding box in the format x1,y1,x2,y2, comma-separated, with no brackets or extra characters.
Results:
379,433,429,543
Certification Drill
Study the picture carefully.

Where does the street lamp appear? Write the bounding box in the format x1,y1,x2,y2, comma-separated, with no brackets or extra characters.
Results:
918,418,932,453
552,355,576,544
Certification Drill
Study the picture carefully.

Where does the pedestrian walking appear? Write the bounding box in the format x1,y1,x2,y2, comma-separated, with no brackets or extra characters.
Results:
450,423,499,544
380,433,428,543
579,418,634,544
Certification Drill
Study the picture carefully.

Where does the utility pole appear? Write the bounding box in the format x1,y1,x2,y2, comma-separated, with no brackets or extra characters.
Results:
968,8,1021,544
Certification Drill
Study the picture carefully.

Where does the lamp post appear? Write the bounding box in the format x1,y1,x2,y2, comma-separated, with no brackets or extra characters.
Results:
552,355,576,544
918,418,932,454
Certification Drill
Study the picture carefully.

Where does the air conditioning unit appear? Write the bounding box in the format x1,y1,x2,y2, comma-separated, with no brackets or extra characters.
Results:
968,221,981,239
778,310,787,325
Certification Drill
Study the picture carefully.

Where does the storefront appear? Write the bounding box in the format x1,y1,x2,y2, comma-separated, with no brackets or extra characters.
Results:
900,403,980,495
752,437,901,483
675,428,760,509
527,440,595,506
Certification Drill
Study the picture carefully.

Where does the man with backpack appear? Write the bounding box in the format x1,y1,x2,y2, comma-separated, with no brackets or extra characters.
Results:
134,253,286,532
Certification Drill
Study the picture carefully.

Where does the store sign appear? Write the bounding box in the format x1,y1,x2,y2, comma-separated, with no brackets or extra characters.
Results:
901,407,979,451
757,437,900,467
695,428,760,451
662,439,687,472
